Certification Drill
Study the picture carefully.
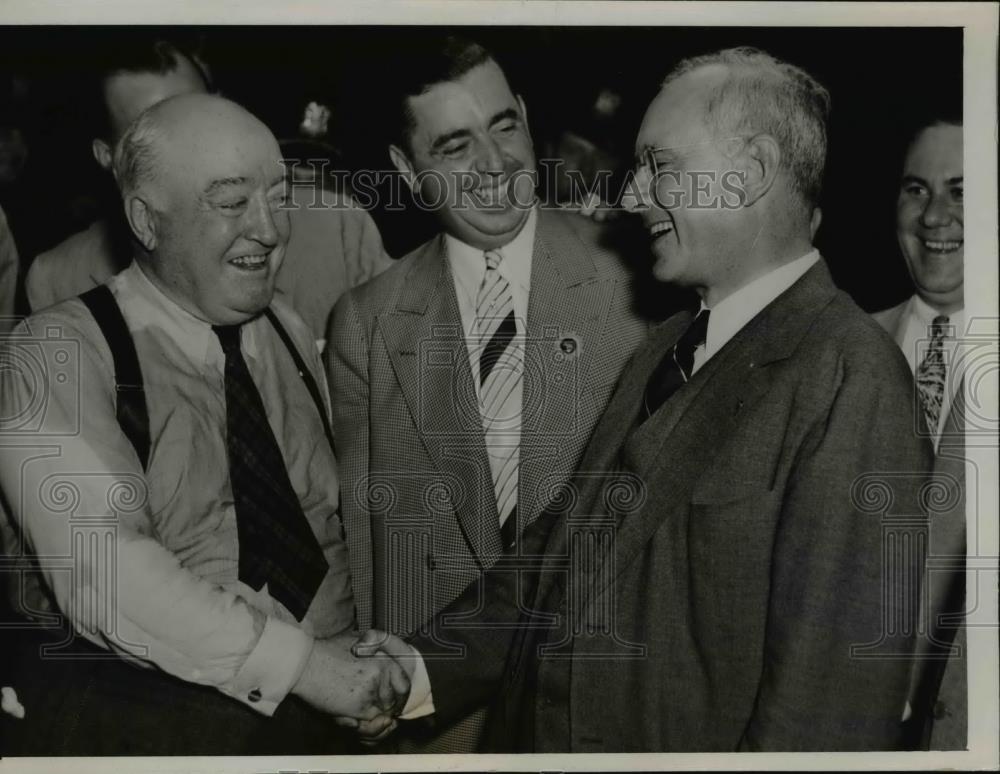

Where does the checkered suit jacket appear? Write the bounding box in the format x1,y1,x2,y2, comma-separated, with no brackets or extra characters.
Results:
326,209,648,636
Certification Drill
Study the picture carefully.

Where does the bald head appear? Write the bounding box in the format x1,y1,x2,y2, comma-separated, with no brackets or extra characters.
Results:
113,93,291,326
113,93,280,203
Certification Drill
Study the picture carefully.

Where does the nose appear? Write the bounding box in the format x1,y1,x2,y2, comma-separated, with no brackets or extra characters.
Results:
623,163,653,213
246,194,280,246
920,191,953,229
473,135,505,176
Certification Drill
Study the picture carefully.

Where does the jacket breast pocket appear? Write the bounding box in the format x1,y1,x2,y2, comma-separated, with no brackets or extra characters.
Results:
687,478,782,594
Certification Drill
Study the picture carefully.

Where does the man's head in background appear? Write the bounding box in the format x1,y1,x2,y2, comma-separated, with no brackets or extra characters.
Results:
91,36,211,172
895,113,963,314
387,35,537,251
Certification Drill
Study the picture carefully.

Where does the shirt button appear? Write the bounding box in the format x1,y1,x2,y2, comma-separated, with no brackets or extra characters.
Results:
248,688,262,703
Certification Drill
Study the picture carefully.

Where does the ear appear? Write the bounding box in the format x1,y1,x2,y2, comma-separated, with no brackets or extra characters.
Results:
389,144,416,192
739,133,781,207
124,195,158,252
809,206,823,240
92,138,112,171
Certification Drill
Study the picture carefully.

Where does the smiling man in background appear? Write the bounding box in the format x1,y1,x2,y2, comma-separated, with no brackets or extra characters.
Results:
874,112,967,750
326,35,648,752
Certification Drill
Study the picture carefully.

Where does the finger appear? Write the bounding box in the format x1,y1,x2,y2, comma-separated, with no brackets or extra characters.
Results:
356,712,396,739
376,663,396,712
388,660,411,709
333,716,360,729
359,718,398,745
352,628,388,657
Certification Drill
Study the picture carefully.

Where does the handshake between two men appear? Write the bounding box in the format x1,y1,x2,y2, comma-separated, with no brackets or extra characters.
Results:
291,629,422,744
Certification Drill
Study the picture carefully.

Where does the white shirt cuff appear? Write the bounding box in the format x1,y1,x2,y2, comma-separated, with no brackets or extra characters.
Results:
220,616,313,716
399,644,435,719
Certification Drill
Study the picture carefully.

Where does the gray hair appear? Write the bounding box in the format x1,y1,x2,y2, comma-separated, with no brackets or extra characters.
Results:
663,46,831,207
111,107,163,200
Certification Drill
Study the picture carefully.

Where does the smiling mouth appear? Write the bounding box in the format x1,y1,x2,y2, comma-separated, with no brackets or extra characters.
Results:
647,219,675,242
921,238,962,254
473,178,512,206
228,253,270,271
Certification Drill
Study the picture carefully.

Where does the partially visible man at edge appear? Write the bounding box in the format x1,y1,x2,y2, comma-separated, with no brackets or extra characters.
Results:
0,94,412,755
874,112,968,751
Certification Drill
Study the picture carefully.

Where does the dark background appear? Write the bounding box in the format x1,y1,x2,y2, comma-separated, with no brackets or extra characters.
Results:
1,25,962,314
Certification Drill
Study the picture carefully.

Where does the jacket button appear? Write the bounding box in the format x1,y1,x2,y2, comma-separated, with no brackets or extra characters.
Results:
933,700,949,719
248,688,262,703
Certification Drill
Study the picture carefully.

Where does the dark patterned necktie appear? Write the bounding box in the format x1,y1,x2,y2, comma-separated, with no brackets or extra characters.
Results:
641,308,711,422
213,324,327,620
915,315,949,437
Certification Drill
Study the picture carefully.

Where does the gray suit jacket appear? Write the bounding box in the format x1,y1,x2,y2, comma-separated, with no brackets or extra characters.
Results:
327,209,648,634
873,297,967,750
415,261,933,752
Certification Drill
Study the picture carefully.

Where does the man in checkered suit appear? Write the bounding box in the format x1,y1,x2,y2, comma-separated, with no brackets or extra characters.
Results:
325,35,648,751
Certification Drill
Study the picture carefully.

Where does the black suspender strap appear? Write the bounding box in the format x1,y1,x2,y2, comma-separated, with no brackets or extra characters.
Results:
79,284,152,471
80,287,334,468
263,308,336,455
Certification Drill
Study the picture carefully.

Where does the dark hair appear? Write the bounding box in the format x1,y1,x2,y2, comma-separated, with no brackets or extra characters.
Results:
389,34,495,152
89,33,211,140
896,103,962,174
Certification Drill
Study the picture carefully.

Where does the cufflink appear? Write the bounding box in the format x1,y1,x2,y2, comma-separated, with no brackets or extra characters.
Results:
248,688,262,703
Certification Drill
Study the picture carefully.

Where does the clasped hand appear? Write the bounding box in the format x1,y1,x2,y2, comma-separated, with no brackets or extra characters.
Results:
292,629,416,744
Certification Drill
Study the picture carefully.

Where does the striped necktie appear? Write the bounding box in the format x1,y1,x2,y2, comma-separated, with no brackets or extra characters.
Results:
475,249,521,530
916,315,949,439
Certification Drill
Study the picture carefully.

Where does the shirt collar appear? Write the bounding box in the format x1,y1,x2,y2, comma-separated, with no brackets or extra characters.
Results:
909,293,964,336
702,249,821,358
444,206,536,301
117,261,261,366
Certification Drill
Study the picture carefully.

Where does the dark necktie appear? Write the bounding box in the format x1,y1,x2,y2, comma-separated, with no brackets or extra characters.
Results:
213,324,327,620
641,308,711,422
915,315,949,439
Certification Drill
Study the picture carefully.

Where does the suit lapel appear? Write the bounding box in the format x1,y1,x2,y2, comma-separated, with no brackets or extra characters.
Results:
519,211,621,524
603,261,841,589
378,236,503,560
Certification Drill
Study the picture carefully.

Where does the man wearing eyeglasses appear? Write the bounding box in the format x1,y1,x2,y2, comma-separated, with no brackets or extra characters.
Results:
324,34,648,752
363,46,932,752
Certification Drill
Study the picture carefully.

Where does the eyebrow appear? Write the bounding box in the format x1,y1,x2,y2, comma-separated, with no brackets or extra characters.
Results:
203,177,250,196
488,107,520,128
429,107,521,151
901,174,964,186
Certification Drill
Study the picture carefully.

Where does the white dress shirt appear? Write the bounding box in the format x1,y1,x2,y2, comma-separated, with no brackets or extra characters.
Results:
0,262,355,715
693,250,822,373
444,206,536,376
